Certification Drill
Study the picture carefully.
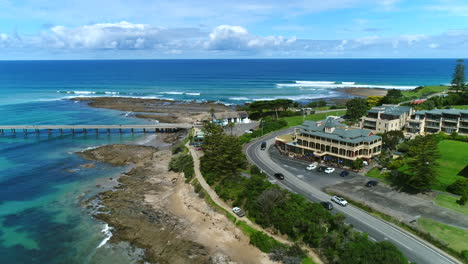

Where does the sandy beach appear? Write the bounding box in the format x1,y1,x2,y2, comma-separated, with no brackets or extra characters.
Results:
78,142,274,264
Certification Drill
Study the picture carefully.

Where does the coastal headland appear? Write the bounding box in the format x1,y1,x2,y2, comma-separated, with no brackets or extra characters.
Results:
72,97,235,123
77,143,273,264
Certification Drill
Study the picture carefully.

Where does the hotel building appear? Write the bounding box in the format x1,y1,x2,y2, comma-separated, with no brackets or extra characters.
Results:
406,109,468,135
276,117,382,166
360,105,413,134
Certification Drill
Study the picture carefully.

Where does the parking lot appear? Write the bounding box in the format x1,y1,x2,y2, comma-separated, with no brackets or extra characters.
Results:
268,146,357,189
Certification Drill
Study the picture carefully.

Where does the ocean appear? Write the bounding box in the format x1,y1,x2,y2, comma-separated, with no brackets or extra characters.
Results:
0,59,459,264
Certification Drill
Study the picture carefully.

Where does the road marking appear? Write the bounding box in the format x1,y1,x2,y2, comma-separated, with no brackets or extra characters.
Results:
297,175,304,178
246,138,457,264
369,236,377,242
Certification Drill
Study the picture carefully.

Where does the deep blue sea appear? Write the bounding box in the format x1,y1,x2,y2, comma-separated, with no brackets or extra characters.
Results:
0,59,459,263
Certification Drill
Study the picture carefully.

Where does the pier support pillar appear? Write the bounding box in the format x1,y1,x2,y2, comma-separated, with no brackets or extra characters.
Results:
131,128,134,134
143,128,146,134
59,129,63,135
35,129,39,135
119,128,122,134
47,129,52,135
23,129,27,135
71,129,75,135
11,129,15,134
0,129,3,135
95,129,98,134
107,129,110,134
83,129,87,134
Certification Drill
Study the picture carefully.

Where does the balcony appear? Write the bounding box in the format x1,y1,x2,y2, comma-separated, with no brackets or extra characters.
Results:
443,118,459,123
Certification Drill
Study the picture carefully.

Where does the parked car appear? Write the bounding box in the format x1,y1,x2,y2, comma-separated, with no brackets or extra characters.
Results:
232,207,246,217
320,201,334,210
274,173,285,180
366,180,378,187
340,170,350,177
324,167,335,174
306,162,318,171
317,166,327,172
331,195,348,207
244,130,253,134
260,141,267,150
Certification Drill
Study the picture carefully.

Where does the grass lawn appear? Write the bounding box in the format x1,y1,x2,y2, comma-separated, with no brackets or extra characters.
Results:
434,194,468,216
281,110,346,127
452,105,468,109
418,217,468,253
401,85,448,100
365,167,390,182
433,140,468,191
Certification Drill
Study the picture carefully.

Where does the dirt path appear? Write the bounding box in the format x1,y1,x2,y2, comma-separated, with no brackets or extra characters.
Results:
188,144,324,264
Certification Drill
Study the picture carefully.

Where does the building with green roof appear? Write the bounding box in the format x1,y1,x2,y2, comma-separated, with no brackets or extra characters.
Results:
406,108,468,135
360,105,413,133
276,117,382,166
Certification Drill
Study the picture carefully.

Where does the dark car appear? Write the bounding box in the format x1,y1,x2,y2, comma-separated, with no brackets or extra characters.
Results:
320,201,334,210
274,173,285,180
317,166,327,172
260,141,267,150
340,170,350,177
366,180,378,187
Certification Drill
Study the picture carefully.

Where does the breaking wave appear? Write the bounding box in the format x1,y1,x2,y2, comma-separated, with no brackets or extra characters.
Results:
276,81,417,90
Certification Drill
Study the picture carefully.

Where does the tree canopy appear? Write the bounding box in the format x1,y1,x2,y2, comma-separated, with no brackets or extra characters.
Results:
381,89,403,104
405,135,440,191
345,97,368,121
451,59,466,92
381,130,404,150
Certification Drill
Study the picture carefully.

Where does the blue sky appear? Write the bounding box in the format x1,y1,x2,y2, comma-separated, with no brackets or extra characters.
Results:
0,0,467,59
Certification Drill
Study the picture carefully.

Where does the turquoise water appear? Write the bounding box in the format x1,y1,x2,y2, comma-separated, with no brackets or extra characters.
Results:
0,100,152,263
0,59,459,263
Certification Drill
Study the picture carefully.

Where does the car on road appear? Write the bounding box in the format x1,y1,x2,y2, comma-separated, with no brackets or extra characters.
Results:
331,195,348,206
317,166,327,172
260,141,267,150
366,180,378,187
320,201,334,210
274,173,285,180
232,207,246,217
340,170,350,177
306,162,318,171
324,167,335,174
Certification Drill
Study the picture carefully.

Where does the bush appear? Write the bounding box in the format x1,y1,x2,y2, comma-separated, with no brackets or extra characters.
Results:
250,164,261,175
249,231,282,253
172,142,186,154
462,250,468,261
447,178,468,195
169,153,194,181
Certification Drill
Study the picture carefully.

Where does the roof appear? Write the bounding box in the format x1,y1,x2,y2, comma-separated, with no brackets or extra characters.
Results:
298,117,381,144
368,105,411,116
213,111,248,120
415,109,468,116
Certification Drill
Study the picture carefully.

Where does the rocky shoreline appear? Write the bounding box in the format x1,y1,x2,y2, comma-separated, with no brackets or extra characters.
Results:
77,143,273,264
71,97,235,124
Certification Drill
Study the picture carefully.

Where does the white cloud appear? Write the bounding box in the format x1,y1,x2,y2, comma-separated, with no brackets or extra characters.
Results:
429,43,440,49
205,25,295,50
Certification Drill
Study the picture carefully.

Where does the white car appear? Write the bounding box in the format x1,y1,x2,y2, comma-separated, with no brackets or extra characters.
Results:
331,196,348,207
306,163,318,171
232,207,246,217
324,167,335,174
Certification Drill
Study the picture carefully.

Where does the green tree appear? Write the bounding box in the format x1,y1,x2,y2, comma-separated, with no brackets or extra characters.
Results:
381,130,404,150
345,97,368,121
352,158,364,170
366,96,383,107
451,59,466,93
405,135,440,191
381,89,403,104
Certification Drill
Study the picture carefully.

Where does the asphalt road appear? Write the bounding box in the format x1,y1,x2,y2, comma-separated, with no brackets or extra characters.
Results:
245,129,460,264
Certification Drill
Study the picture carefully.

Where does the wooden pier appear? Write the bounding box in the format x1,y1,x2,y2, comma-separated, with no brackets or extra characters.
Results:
0,124,193,135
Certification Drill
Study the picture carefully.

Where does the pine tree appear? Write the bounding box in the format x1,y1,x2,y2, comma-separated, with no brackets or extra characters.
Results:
451,59,466,93
406,135,440,191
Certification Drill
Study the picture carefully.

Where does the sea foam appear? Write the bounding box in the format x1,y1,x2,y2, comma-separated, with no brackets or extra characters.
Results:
276,81,417,90
97,224,113,249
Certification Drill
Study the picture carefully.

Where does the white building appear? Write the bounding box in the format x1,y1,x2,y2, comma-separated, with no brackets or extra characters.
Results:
212,111,251,126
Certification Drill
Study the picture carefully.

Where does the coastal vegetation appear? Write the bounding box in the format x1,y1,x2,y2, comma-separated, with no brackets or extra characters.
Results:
418,218,468,254
435,194,468,216
281,110,346,127
345,97,368,121
199,123,408,264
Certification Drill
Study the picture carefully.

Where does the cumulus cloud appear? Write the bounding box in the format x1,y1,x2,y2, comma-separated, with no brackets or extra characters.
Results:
205,25,295,50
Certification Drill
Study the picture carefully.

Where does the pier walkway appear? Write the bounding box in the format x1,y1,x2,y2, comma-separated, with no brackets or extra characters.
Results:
0,124,193,135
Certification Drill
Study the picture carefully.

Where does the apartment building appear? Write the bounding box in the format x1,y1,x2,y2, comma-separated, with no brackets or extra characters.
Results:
406,109,468,135
276,117,382,166
361,105,413,134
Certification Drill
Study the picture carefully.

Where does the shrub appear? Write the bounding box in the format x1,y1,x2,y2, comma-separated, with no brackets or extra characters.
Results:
462,250,468,261
250,164,261,175
249,231,281,253
172,142,186,154
447,178,468,195
169,153,194,181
